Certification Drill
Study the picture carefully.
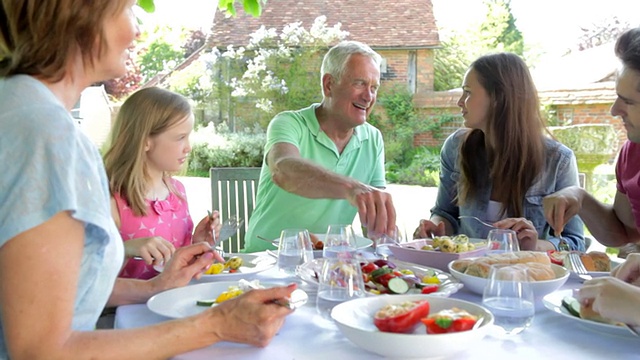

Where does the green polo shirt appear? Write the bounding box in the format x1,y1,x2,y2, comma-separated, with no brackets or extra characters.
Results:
243,104,386,252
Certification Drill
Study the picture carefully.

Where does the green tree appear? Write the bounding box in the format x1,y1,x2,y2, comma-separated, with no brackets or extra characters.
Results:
433,0,525,90
479,0,524,55
138,40,184,82
137,0,266,17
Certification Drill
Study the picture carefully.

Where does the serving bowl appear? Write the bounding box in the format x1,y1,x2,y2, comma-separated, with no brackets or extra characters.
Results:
447,259,569,297
331,294,494,359
389,238,489,271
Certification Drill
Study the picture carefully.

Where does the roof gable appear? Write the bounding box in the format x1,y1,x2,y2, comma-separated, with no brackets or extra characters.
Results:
209,0,440,48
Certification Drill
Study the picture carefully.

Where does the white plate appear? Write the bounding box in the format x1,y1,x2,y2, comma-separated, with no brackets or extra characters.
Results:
297,258,462,297
271,233,374,258
147,281,278,318
447,259,569,297
331,294,494,359
154,253,276,281
542,289,636,338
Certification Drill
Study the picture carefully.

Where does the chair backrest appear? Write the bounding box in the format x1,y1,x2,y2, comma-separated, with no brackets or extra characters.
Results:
210,167,262,253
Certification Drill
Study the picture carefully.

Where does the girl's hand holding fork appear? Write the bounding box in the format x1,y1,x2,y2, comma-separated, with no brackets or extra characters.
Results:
193,210,221,246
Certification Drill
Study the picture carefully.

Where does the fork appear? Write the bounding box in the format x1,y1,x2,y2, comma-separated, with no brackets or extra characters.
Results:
209,211,245,246
568,252,592,281
458,215,497,229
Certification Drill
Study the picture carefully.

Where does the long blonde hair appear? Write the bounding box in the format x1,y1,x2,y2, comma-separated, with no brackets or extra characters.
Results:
104,87,192,216
458,53,547,217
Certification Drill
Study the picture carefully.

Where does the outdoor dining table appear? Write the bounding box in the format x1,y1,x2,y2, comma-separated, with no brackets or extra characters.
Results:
114,252,639,359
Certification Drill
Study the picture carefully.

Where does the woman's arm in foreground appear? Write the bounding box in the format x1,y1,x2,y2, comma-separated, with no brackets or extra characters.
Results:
0,212,293,360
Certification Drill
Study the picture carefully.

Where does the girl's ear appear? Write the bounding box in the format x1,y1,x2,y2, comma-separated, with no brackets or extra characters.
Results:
144,137,152,152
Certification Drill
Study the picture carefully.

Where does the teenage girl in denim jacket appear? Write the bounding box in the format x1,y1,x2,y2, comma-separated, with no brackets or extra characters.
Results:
414,53,585,251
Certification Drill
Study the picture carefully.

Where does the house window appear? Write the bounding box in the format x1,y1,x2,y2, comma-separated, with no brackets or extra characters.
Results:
557,108,573,126
380,58,388,74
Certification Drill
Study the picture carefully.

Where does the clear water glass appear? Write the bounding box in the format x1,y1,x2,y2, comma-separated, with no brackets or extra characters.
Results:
316,257,366,323
277,229,314,275
482,264,535,336
487,229,520,254
368,226,403,258
323,224,358,259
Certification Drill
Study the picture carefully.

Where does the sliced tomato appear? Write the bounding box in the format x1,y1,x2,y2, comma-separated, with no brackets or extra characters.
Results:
420,284,439,294
421,308,478,334
374,300,431,333
361,262,379,274
547,250,565,265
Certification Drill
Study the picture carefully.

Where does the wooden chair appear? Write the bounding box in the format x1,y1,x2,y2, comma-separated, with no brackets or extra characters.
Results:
210,167,261,253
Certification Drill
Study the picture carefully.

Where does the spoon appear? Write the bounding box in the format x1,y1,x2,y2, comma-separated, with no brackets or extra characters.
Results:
458,215,497,229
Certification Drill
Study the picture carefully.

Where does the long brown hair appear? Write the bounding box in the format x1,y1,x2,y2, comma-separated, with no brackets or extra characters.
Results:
103,87,192,216
0,0,128,81
458,53,546,217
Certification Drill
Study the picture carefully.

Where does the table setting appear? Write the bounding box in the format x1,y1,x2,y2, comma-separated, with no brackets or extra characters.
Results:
114,226,639,359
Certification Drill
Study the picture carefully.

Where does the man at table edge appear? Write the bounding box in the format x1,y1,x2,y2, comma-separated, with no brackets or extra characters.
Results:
243,40,396,252
543,27,640,253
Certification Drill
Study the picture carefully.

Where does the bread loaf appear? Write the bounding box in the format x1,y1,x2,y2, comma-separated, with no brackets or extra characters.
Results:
452,251,556,281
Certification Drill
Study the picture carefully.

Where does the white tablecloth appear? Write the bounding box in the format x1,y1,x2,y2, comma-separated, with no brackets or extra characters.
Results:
115,257,639,359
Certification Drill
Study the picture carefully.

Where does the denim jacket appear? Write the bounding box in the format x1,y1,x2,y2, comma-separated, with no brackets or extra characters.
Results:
431,129,585,251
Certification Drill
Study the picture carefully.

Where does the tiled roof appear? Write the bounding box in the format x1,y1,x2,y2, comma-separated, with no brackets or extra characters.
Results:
209,0,440,48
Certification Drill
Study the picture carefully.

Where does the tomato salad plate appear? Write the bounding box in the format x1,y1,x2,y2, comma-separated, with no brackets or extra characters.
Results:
154,253,276,281
331,294,494,359
543,289,637,338
297,258,462,297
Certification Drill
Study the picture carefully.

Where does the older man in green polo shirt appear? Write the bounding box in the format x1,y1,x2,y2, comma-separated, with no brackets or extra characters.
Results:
243,40,396,252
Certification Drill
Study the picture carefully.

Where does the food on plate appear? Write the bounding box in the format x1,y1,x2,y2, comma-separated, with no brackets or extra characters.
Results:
361,259,441,295
451,251,555,280
204,263,225,275
225,256,244,270
547,251,611,272
561,296,621,325
421,308,479,334
309,233,324,250
422,234,482,253
373,300,431,333
203,256,245,275
196,279,263,306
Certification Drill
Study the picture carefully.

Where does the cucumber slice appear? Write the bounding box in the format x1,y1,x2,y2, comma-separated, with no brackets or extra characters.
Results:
561,296,581,317
387,277,410,294
370,267,393,279
196,299,216,307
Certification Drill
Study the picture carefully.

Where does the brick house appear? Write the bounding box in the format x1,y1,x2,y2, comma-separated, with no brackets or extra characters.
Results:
207,0,441,99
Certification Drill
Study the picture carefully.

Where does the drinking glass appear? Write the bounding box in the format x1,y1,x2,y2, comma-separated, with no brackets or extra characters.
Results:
316,257,366,324
482,264,535,336
487,229,520,254
278,229,314,275
369,226,402,258
323,224,358,259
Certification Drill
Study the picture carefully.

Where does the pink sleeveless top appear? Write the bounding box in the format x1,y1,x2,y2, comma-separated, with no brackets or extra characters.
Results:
115,178,194,280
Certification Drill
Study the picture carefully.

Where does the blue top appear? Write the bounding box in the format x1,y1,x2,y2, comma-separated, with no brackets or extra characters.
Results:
0,75,123,357
432,128,585,251
244,104,386,252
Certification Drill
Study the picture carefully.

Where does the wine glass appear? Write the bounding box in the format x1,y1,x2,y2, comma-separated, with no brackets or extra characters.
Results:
323,224,358,259
277,229,314,275
315,257,366,324
482,264,535,336
487,229,520,254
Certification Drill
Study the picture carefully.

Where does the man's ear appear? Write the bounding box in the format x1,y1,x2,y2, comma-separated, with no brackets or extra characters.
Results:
321,73,333,97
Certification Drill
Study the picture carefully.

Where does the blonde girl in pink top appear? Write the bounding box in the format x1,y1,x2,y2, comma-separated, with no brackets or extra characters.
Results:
104,87,221,279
